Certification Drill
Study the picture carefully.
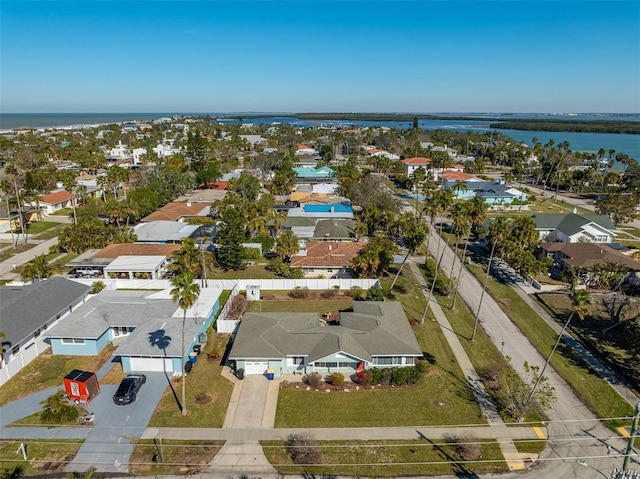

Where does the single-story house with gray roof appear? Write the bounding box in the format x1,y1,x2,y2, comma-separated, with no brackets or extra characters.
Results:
45,287,223,374
229,301,422,377
133,221,202,243
0,277,91,384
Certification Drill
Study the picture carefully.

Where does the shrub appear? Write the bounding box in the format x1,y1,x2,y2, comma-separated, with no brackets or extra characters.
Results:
320,288,337,299
305,372,323,388
392,278,408,294
444,433,483,462
288,286,310,299
357,370,373,386
369,367,383,385
227,294,248,320
365,286,384,301
89,281,106,295
391,367,409,386
329,372,344,387
285,433,322,465
348,286,363,300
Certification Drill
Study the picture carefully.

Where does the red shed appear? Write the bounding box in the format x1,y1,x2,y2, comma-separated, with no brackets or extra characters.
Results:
63,369,100,405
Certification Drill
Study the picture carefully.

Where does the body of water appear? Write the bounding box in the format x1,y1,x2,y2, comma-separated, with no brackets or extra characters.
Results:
1,112,638,161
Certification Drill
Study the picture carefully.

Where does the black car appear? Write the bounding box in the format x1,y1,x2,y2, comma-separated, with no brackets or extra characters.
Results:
113,374,146,405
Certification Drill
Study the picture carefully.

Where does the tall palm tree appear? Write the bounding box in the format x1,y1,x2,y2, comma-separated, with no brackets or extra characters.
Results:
525,288,592,408
170,272,201,416
471,216,510,341
388,212,428,292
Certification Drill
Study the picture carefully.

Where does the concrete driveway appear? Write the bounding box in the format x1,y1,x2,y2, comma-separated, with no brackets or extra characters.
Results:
62,371,169,473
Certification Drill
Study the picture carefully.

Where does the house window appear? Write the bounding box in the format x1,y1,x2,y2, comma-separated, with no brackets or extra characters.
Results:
61,338,85,345
287,356,306,366
113,327,129,337
315,362,337,368
374,357,405,365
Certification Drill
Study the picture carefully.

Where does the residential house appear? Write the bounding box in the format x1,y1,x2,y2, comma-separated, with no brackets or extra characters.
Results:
0,278,91,385
291,241,366,278
141,201,213,222
531,213,616,243
287,203,355,221
367,147,400,160
401,157,432,177
293,166,335,183
229,301,423,377
312,219,356,241
45,288,223,374
133,221,203,244
295,144,318,156
39,190,76,216
540,242,640,288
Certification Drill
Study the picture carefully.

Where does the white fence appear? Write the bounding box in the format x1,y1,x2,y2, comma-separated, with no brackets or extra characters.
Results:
0,336,51,387
68,277,380,334
70,277,380,292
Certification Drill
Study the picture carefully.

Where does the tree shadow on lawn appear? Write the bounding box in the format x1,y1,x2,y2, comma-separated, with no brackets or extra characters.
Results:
417,431,479,478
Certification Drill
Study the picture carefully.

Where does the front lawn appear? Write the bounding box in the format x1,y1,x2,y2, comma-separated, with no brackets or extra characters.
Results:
147,333,233,428
0,345,117,407
210,264,278,279
262,438,507,477
128,439,223,476
274,269,486,428
23,221,58,235
0,439,83,476
245,291,354,313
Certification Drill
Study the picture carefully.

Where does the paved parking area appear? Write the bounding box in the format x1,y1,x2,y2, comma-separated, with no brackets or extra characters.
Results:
65,371,169,473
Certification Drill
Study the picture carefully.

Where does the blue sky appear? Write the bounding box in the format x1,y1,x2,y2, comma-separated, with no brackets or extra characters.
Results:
1,1,639,113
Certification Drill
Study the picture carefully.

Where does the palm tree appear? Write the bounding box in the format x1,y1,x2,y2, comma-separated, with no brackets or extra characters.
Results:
170,272,201,416
168,239,201,277
59,170,78,226
524,288,592,408
275,230,300,262
0,180,16,249
471,217,510,341
388,213,428,292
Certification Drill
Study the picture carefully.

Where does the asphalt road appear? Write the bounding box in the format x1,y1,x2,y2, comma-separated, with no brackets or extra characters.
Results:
425,224,638,478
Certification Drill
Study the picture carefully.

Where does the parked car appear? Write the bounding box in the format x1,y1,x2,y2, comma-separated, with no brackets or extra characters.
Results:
113,374,146,405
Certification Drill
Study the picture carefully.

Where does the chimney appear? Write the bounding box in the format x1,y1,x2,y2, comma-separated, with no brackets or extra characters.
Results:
186,201,192,207
572,207,577,214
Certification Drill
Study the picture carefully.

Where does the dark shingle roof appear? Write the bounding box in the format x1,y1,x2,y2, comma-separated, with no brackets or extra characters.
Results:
0,278,90,346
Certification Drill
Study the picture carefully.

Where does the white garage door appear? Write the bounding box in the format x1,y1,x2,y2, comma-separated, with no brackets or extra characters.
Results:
129,357,175,373
244,361,268,375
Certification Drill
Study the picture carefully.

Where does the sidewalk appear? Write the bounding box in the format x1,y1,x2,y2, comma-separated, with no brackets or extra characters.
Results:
408,260,527,471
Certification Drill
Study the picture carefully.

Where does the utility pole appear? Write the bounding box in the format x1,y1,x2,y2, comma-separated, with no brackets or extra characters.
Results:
623,401,640,472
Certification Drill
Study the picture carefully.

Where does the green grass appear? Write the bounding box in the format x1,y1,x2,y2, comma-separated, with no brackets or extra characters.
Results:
23,221,58,235
0,439,84,476
435,293,545,425
0,242,34,262
465,263,634,427
52,208,72,216
210,264,279,279
513,439,547,455
128,439,224,476
246,294,354,313
35,224,66,240
147,334,233,428
261,439,508,477
274,268,487,428
0,345,117,407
